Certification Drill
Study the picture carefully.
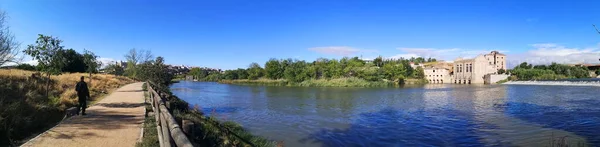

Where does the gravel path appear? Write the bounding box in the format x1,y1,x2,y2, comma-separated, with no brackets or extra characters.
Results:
22,82,146,147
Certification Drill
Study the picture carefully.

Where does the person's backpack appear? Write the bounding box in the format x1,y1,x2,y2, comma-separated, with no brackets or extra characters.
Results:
76,82,84,93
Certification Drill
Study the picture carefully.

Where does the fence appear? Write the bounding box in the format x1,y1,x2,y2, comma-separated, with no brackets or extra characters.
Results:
147,82,193,147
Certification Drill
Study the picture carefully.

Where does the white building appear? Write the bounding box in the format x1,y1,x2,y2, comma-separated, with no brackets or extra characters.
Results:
424,66,451,84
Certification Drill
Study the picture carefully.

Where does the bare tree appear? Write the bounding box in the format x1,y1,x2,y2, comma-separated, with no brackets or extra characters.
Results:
0,10,20,66
141,49,153,64
124,48,153,65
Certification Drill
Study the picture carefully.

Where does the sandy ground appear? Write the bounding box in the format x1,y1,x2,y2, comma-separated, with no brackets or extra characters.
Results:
22,82,146,147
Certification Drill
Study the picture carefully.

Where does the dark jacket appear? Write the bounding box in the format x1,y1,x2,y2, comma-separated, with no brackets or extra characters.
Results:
76,81,90,98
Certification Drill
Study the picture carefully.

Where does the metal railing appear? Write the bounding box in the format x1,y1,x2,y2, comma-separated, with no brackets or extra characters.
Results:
147,82,193,147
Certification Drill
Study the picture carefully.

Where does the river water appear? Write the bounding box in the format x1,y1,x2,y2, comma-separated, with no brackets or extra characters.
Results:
170,81,600,146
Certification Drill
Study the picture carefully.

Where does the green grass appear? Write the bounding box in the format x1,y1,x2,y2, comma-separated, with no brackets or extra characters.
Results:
496,79,509,84
174,110,276,147
136,113,159,147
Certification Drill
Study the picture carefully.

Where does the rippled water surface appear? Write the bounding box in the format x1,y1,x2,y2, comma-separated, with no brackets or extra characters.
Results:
170,81,600,146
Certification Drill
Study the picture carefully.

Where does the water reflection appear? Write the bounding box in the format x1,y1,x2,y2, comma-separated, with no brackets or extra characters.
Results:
171,81,600,146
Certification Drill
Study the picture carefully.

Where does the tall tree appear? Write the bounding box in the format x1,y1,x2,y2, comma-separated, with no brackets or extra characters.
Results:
58,49,86,73
247,62,264,80
0,11,19,66
265,58,283,79
373,56,383,67
24,34,65,97
83,49,101,83
104,63,124,76
124,48,153,79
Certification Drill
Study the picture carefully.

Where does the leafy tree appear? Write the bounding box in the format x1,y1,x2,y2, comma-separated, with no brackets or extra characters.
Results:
24,34,65,97
0,10,19,66
58,49,86,73
82,49,101,84
104,63,124,76
284,60,310,82
264,59,283,79
413,66,425,79
327,59,343,78
14,63,36,71
533,65,547,70
373,56,383,67
236,68,248,79
497,69,506,74
223,70,238,80
517,62,532,69
124,48,153,79
138,56,173,92
382,62,406,80
247,62,264,80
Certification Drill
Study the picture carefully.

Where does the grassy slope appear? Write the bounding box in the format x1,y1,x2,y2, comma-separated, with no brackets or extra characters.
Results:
0,69,134,146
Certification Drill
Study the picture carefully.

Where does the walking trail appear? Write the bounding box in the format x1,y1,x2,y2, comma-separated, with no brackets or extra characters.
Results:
22,82,146,147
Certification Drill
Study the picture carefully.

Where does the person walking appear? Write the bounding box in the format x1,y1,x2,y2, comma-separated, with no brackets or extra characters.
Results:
76,76,90,115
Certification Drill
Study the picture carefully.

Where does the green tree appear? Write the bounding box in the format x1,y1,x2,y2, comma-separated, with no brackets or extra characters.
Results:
138,56,173,92
517,62,532,69
283,60,310,82
124,48,153,80
413,66,425,79
247,62,264,80
264,59,283,79
24,34,65,97
58,49,86,73
104,63,124,76
497,69,506,74
82,49,101,84
223,70,238,80
382,62,406,80
14,63,36,71
533,65,547,70
373,56,383,67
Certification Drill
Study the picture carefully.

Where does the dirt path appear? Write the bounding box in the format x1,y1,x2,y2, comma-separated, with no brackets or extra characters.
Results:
22,82,146,147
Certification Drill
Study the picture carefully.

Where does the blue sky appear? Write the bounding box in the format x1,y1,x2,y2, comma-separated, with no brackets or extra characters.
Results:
2,0,600,69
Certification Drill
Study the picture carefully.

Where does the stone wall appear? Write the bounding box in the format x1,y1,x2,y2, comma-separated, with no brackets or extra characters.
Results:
485,74,509,84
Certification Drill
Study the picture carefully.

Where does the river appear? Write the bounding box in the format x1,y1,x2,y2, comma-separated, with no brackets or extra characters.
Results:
170,81,600,146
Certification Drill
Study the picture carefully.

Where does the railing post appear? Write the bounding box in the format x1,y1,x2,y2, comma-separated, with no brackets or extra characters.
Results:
148,81,193,147
182,119,194,136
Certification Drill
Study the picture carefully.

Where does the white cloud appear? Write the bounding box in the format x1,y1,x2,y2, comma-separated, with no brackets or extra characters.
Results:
395,47,504,61
308,46,378,56
507,43,600,68
387,53,419,59
23,60,39,66
98,57,117,65
528,43,595,56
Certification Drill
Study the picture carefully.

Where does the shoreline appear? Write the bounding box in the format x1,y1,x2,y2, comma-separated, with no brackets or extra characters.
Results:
218,78,428,87
504,81,600,86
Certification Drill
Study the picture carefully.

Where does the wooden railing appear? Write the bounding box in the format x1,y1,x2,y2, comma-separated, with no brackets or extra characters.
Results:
147,82,193,147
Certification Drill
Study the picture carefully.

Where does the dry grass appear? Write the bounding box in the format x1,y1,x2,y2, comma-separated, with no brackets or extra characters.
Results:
0,69,134,108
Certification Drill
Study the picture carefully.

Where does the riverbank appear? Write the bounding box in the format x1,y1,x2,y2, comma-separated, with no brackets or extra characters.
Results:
0,69,134,146
219,77,427,87
147,82,276,146
504,80,600,86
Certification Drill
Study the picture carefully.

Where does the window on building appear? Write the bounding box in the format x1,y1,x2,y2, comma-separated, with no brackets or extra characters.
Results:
433,70,435,72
